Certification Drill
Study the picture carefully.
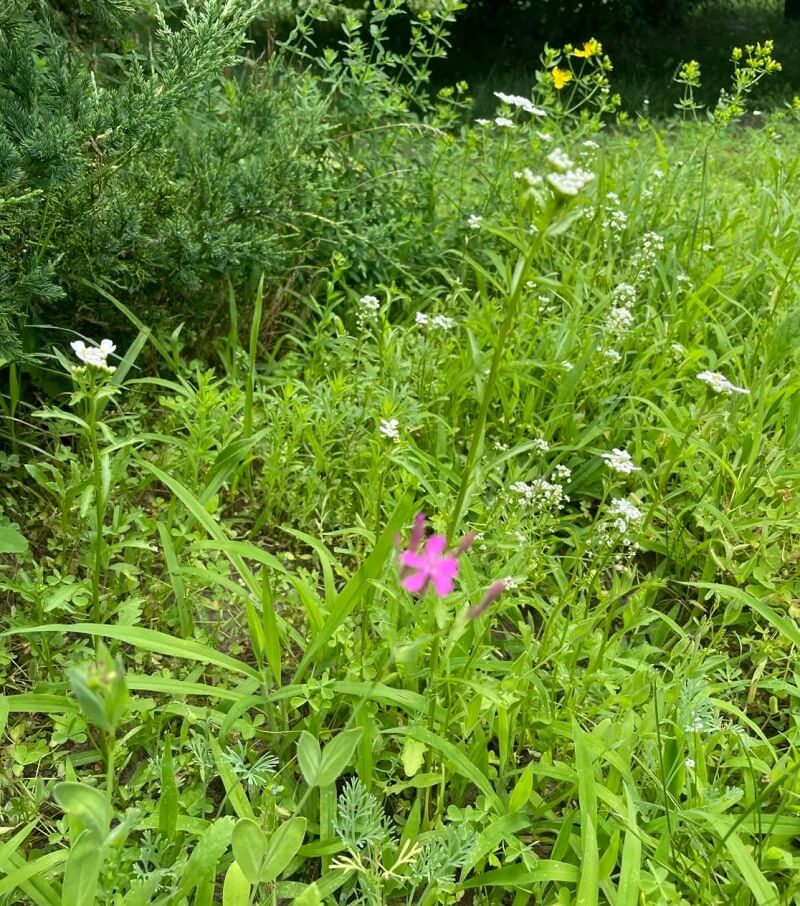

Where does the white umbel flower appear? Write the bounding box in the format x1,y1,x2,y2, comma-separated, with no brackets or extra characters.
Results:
697,371,749,395
379,418,401,442
601,448,640,474
71,338,116,372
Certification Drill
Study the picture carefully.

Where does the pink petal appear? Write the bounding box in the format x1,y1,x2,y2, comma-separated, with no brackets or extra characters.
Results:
431,570,456,597
423,534,448,557
399,550,425,569
402,570,429,594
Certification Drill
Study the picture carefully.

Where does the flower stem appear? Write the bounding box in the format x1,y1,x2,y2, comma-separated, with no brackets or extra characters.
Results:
447,238,540,540
88,376,105,628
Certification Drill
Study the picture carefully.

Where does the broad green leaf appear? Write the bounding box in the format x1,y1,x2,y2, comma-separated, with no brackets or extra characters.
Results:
222,862,251,906
292,882,323,906
0,518,27,554
460,860,579,888
318,728,363,787
574,724,599,906
0,850,66,901
297,732,322,787
386,726,503,813
4,624,259,681
261,817,307,884
159,738,178,841
617,785,641,906
53,783,111,839
179,817,234,894
61,829,105,906
208,736,256,819
231,819,266,885
401,737,427,778
508,762,534,813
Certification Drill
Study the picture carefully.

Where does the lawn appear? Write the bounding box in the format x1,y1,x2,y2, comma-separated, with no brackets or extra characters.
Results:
1,5,800,905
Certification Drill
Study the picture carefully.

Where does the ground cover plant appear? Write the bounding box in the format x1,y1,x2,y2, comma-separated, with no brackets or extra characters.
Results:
2,3,800,904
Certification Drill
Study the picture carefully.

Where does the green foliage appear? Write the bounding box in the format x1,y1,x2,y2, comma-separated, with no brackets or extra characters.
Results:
3,14,800,906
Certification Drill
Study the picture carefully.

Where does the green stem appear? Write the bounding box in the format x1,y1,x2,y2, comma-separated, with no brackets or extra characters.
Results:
106,736,116,810
447,238,541,540
88,378,105,628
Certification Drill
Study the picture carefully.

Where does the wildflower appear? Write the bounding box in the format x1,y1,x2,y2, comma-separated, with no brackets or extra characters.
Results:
547,168,595,197
475,118,490,126
468,581,506,619
415,312,429,326
493,92,546,116
553,464,571,481
357,295,381,325
604,305,635,335
521,168,543,187
546,148,574,172
631,231,665,271
561,361,574,372
431,314,456,331
612,283,637,307
684,758,696,770
608,497,643,525
552,67,573,90
601,448,640,474
70,338,116,373
494,116,514,128
671,342,686,359
510,477,569,511
398,517,465,596
531,436,550,454
573,38,602,59
536,131,554,142
697,371,749,395
582,139,600,150
467,214,483,230
379,418,401,441
602,349,621,363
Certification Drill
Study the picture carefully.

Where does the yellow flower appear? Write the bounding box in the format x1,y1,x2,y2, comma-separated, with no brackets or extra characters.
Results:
573,38,602,59
552,67,573,90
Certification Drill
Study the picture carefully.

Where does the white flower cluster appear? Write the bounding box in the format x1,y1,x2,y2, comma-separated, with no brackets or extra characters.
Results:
604,304,635,335
608,497,644,535
612,283,637,307
493,92,546,117
357,295,381,326
546,148,574,172
415,312,456,331
467,214,483,230
593,496,644,557
531,436,550,454
697,370,749,395
601,448,640,475
509,470,570,512
599,283,637,362
379,418,400,442
494,116,514,128
545,148,595,197
602,193,628,239
631,230,665,272
71,338,116,373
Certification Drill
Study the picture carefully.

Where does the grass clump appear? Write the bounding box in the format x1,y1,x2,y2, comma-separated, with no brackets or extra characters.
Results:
2,10,800,906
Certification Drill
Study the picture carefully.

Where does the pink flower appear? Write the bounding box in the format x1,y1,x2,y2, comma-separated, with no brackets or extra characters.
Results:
399,534,459,596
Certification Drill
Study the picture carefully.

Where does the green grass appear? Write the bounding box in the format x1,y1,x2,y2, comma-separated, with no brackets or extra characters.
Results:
2,15,800,906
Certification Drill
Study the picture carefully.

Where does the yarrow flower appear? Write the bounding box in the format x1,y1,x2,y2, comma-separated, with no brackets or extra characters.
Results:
601,448,640,474
379,418,400,441
547,168,595,197
357,295,381,326
467,214,483,230
494,116,514,128
546,148,574,172
397,514,473,597
697,371,749,395
493,92,546,117
71,338,116,373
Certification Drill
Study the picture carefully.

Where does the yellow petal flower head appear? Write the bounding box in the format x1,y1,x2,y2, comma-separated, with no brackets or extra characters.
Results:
573,38,602,59
552,67,573,90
